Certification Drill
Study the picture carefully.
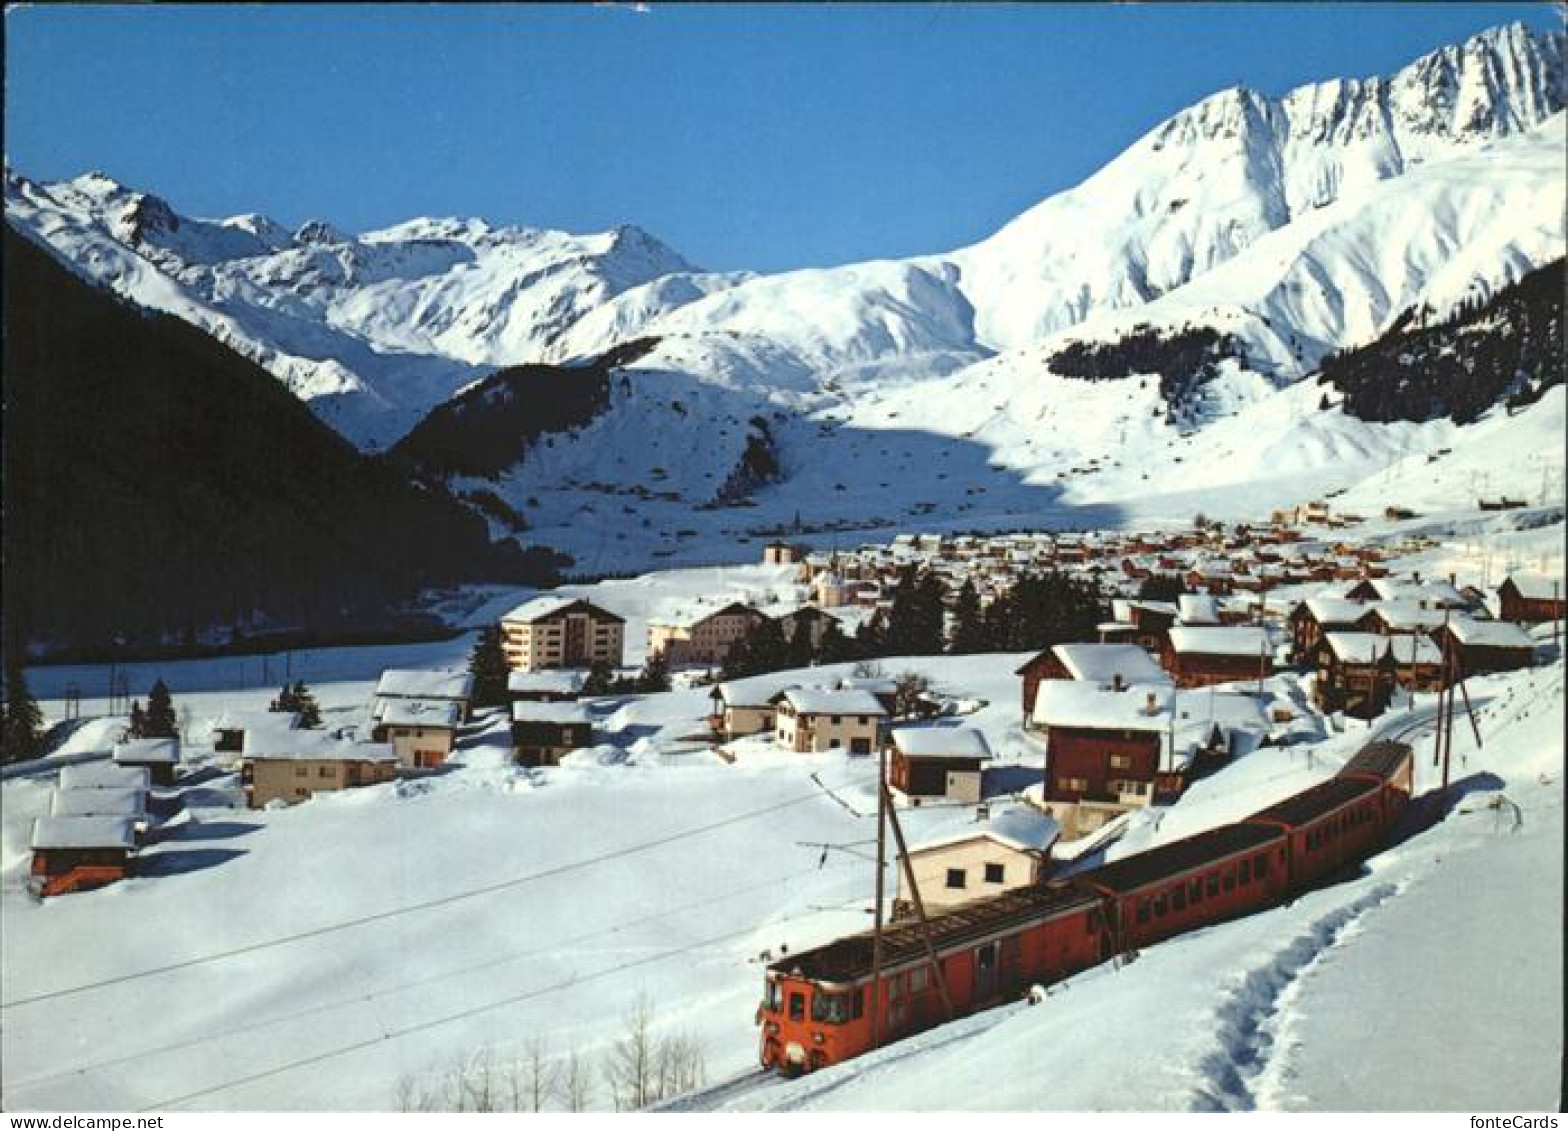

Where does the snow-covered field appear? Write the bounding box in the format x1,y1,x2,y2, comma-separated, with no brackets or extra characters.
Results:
3,517,1563,1112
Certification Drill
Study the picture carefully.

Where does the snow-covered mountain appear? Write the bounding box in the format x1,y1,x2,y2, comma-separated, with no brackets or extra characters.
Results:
7,23,1565,567
4,171,698,446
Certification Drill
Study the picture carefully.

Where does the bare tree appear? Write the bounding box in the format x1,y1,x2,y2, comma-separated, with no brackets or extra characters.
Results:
892,670,931,719
655,1030,707,1100
851,659,887,680
521,1034,557,1112
603,994,658,1110
561,1046,594,1112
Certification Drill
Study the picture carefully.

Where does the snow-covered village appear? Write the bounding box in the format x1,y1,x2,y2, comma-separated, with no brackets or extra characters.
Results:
2,5,1564,1119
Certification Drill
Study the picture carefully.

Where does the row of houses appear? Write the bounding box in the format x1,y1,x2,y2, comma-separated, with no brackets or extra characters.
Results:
27,742,177,896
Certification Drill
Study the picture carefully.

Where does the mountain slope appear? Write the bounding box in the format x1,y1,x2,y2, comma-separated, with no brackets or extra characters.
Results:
2,226,561,653
7,23,1565,576
3,173,696,447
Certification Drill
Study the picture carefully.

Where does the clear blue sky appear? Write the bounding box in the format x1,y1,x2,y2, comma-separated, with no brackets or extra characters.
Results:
5,3,1560,272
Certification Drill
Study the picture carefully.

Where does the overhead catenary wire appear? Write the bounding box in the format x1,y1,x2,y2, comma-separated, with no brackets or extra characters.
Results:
3,858,854,1098
138,918,774,1112
2,770,876,1011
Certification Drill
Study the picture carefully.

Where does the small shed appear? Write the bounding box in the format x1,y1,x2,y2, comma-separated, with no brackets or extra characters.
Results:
30,816,137,897
507,669,588,703
59,763,151,792
888,727,994,803
112,737,181,786
511,701,594,767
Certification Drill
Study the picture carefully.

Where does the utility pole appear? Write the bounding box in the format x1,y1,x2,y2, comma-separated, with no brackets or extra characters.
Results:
870,741,888,1053
884,785,955,1022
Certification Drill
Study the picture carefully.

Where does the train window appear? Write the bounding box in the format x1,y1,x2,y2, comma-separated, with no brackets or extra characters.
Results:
1239,858,1251,884
1206,874,1220,898
1136,900,1150,924
789,992,805,1022
763,981,782,1011
1254,854,1268,878
852,988,865,1020
812,992,852,1024
1222,870,1236,892
1172,887,1187,911
1087,909,1102,934
911,967,929,993
1189,878,1202,903
1153,894,1168,918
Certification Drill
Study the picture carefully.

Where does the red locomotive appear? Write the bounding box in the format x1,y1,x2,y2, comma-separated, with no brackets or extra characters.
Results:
757,741,1414,1074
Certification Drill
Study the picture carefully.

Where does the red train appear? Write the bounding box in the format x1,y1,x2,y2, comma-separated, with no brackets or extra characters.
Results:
757,741,1414,1074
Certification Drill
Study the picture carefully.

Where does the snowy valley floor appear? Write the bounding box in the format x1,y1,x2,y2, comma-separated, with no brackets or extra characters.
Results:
2,558,1563,1112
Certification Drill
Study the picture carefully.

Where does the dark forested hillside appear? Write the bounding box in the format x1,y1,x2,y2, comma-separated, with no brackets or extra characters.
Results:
1318,259,1565,423
2,226,562,653
388,337,660,480
1047,324,1246,407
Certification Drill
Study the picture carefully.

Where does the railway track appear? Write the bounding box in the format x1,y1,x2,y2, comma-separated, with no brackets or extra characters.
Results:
656,1068,780,1112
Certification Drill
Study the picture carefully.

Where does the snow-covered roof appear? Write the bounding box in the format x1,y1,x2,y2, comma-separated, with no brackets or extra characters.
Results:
377,699,463,728
1324,632,1395,663
837,676,898,695
889,726,993,761
58,763,150,791
1447,617,1536,649
210,707,301,733
512,701,593,725
1167,626,1270,657
31,816,137,851
718,673,807,709
913,806,1059,857
1300,597,1368,625
49,788,146,820
1502,574,1564,601
1052,643,1171,688
1177,595,1221,624
246,733,398,763
648,601,765,630
112,738,180,765
1386,634,1444,666
374,669,474,701
778,688,888,717
507,669,587,695
1032,682,1173,732
1363,602,1447,631
1371,578,1467,606
507,595,625,624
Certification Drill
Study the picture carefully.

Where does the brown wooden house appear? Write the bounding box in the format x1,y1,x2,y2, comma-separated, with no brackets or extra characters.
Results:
887,727,993,803
1430,618,1537,676
1498,576,1564,624
30,816,137,897
511,701,594,767
1162,627,1272,688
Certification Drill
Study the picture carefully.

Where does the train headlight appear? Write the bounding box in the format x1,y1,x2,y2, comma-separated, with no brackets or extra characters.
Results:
784,1042,806,1065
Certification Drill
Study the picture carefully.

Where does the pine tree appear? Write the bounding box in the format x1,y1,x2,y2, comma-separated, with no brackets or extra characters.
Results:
637,649,671,694
1,659,45,764
884,567,946,656
143,680,179,739
949,580,986,654
270,683,298,713
289,680,323,728
468,624,510,709
784,617,816,669
583,658,615,696
127,700,147,740
814,619,855,665
1137,575,1186,603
